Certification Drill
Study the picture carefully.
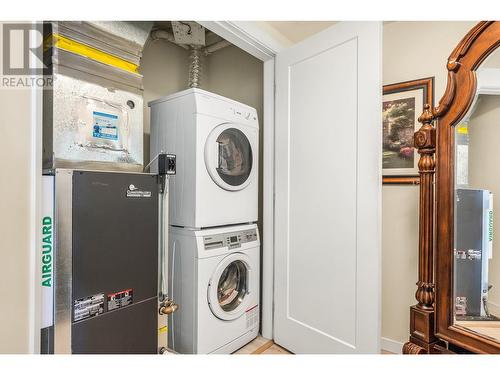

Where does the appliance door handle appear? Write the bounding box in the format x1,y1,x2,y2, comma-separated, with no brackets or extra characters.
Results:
216,141,221,170
246,266,251,295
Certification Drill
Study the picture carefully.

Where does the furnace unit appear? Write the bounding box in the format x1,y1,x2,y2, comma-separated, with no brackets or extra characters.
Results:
43,169,159,354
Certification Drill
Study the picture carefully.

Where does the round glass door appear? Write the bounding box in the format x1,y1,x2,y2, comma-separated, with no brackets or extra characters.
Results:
208,253,252,320
217,260,248,312
216,128,253,187
205,124,256,191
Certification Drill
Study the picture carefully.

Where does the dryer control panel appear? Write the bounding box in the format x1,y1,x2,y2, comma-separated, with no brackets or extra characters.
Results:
203,228,258,250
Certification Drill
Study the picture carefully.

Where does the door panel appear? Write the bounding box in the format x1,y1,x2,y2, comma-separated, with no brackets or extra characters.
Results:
274,22,382,354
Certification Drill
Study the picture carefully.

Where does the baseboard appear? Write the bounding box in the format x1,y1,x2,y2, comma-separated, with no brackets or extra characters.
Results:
381,337,404,354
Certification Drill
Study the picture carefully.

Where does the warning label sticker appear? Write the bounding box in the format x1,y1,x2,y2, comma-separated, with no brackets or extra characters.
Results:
107,288,133,312
73,293,105,322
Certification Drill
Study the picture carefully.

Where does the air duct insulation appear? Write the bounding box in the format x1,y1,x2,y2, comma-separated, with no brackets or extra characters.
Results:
43,21,153,172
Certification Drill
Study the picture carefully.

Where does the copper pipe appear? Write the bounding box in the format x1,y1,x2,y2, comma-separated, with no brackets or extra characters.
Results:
159,303,179,315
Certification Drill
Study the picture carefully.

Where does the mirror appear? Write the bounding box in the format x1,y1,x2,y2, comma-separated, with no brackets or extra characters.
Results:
454,46,500,343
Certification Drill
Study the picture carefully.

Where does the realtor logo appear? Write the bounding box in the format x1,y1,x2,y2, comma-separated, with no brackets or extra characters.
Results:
2,23,49,75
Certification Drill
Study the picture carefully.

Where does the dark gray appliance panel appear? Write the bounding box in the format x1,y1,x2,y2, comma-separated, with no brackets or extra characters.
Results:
72,297,158,354
71,171,158,353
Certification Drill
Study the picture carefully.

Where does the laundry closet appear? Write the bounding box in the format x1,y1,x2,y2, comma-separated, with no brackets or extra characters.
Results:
39,20,382,355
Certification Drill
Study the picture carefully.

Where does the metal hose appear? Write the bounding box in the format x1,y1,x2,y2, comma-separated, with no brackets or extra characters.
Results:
188,47,202,88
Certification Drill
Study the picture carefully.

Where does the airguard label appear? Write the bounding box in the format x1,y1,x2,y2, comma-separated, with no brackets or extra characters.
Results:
41,176,54,329
41,216,52,287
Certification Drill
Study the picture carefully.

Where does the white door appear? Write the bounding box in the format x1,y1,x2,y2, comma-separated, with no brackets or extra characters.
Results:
274,22,382,354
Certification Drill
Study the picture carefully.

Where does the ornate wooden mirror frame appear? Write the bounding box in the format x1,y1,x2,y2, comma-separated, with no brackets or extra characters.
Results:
403,21,500,354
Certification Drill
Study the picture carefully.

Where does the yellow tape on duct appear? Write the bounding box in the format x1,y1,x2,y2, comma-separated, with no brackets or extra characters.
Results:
47,33,139,74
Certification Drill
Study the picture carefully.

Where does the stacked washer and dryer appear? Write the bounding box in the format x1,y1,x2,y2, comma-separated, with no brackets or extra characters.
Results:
149,88,260,354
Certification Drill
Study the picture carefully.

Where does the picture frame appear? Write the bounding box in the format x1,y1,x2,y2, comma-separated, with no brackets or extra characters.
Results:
382,77,434,185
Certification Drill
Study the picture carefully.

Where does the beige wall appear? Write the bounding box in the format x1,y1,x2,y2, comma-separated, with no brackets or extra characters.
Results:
0,23,34,353
382,21,476,344
141,37,190,165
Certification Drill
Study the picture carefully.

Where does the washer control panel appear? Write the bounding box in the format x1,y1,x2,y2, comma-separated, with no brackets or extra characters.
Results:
203,228,258,250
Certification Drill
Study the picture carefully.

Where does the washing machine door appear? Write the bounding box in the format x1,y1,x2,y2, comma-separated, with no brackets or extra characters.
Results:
208,252,252,321
204,123,256,191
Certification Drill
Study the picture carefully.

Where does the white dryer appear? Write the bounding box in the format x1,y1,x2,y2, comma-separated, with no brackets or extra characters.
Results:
149,88,259,228
168,224,260,354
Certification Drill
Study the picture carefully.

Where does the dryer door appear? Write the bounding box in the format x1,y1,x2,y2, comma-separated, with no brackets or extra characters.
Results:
208,253,252,321
204,123,256,191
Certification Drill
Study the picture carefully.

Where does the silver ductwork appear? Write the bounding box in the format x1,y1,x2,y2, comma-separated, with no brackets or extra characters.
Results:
43,21,153,172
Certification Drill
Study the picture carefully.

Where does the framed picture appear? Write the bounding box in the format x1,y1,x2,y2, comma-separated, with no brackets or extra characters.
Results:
382,77,434,184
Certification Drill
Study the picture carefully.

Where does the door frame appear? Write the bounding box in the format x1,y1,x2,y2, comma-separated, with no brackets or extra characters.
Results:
198,21,286,340
29,21,288,351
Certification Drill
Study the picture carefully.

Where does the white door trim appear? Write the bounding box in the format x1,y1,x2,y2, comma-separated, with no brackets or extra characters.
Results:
30,21,43,354
199,21,284,339
198,21,287,61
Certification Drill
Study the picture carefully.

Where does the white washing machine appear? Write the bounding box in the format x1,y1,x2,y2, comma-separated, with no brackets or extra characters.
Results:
168,224,260,354
149,88,259,228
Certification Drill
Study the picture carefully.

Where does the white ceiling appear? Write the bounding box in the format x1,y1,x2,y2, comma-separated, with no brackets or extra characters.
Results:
263,21,336,44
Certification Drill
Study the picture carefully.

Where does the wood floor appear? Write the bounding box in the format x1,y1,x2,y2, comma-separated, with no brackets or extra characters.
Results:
234,335,396,354
234,336,291,354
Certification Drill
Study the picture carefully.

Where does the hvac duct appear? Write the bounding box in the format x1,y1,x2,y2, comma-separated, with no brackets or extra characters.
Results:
43,21,153,172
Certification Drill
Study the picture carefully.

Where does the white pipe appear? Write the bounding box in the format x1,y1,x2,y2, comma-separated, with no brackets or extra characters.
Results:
150,29,189,50
204,40,231,55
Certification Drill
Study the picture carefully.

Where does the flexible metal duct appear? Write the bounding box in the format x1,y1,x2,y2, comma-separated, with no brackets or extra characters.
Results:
188,47,202,88
150,27,232,88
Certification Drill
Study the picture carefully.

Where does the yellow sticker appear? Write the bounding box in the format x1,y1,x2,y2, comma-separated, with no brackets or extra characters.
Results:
457,126,468,135
46,33,140,74
158,326,168,334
